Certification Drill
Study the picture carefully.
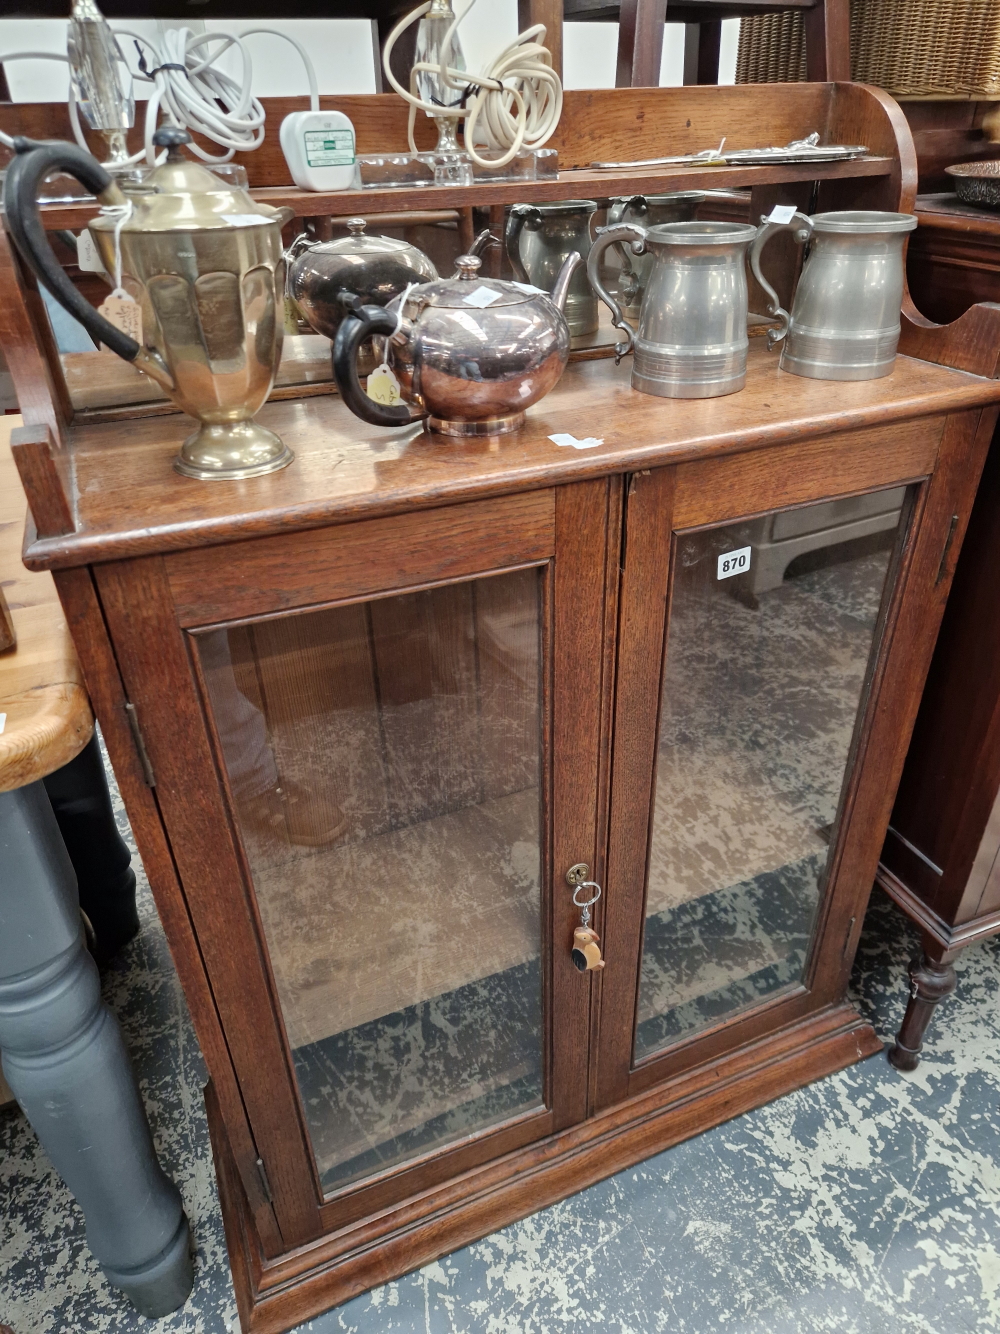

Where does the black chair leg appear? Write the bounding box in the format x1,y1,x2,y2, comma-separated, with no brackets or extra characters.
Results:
43,731,139,966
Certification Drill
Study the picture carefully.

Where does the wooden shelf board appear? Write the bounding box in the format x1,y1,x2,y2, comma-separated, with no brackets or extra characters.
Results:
23,343,1000,573
36,157,896,230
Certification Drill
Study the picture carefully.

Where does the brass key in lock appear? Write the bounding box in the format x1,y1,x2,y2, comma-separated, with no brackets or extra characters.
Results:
566,864,605,972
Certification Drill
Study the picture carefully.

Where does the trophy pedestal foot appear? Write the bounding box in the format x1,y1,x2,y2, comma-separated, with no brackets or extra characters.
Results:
174,420,294,481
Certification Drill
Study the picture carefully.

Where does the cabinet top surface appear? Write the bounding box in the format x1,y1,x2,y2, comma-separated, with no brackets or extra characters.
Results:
23,344,1000,571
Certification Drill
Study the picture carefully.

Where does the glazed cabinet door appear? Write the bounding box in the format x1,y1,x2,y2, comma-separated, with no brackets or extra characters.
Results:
594,421,947,1108
95,482,617,1248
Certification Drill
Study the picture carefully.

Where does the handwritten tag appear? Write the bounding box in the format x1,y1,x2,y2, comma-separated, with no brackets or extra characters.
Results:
76,228,108,275
767,204,798,225
462,285,502,309
549,432,603,450
283,296,302,336
367,361,402,406
98,292,142,348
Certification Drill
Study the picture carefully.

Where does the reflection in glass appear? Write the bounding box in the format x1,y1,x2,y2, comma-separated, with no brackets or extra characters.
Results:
196,568,544,1191
635,490,906,1060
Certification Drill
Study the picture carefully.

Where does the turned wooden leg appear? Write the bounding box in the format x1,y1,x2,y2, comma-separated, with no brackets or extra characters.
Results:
0,781,193,1316
888,942,959,1071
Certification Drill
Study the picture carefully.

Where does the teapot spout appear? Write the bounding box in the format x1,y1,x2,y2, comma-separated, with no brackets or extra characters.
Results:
550,251,582,314
133,346,177,394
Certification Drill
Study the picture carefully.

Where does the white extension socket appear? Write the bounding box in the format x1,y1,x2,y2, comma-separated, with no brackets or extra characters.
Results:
279,109,357,192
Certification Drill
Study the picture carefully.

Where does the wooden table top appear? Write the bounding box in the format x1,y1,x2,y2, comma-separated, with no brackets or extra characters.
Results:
916,192,1000,234
1,416,91,793
24,341,1000,574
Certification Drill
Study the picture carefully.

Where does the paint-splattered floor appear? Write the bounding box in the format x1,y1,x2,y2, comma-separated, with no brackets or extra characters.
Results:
3,762,1000,1334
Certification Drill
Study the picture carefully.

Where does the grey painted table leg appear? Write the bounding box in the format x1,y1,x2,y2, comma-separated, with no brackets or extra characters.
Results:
0,780,193,1316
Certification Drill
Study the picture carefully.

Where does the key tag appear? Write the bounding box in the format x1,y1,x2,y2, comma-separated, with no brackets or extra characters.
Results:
98,287,142,350
366,361,402,406
568,872,605,973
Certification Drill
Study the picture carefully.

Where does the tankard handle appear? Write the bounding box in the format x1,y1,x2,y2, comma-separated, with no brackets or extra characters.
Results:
504,205,541,285
748,211,814,350
587,224,647,362
609,197,648,303
331,300,417,428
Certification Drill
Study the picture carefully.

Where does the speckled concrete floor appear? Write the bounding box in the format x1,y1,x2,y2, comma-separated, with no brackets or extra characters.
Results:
3,761,1000,1334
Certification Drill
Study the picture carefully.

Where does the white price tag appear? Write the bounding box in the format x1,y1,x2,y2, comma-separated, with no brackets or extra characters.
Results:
76,229,107,275
0,713,6,735
462,285,503,309
717,545,751,580
549,432,603,450
221,214,272,227
511,281,546,295
767,204,798,225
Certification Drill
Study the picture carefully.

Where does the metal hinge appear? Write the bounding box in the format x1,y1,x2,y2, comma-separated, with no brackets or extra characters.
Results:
936,514,959,585
124,702,156,787
255,1156,273,1203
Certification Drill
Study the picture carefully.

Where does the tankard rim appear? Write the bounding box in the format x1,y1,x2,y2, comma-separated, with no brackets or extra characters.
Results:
810,210,918,235
643,220,758,246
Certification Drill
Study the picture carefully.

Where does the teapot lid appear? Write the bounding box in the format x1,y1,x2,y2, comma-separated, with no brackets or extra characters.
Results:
91,126,285,234
406,254,536,310
309,217,425,258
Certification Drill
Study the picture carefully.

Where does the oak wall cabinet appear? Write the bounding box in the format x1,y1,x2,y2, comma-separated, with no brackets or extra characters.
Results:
5,81,1000,1333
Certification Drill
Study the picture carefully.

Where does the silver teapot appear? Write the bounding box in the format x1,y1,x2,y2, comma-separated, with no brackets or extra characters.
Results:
4,126,294,480
332,251,580,435
749,209,918,380
606,192,704,319
505,200,598,342
588,220,759,398
289,218,438,372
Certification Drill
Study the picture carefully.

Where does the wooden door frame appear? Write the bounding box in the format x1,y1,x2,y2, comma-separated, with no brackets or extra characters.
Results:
593,409,992,1109
94,480,617,1247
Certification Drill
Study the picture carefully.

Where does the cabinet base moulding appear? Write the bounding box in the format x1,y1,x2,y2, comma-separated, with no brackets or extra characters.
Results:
210,1004,880,1334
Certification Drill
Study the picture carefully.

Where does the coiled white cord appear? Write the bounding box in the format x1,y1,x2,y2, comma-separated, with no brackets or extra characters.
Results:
0,28,319,167
382,0,562,169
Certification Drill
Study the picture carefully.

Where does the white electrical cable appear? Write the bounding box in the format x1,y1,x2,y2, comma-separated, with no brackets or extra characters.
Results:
0,28,320,167
382,0,562,170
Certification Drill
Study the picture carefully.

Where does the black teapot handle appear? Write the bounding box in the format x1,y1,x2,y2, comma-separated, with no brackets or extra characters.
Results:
332,302,414,428
3,137,141,361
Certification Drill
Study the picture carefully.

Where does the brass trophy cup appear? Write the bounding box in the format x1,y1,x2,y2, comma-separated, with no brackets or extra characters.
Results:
4,126,293,480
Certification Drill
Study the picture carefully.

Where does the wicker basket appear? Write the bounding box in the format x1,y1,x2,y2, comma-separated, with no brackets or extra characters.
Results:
736,0,1000,99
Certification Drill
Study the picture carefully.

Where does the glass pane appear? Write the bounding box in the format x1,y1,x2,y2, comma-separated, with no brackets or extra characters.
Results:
635,488,907,1061
195,568,544,1192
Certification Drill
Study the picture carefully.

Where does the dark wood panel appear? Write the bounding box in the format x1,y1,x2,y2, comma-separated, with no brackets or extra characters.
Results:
551,478,614,1131
884,427,1000,928
51,565,286,1257
94,555,324,1247
673,417,942,528
594,466,675,1111
166,491,555,626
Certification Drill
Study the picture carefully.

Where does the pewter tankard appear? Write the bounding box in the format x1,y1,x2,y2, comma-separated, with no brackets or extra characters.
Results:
506,200,598,341
749,209,918,380
606,192,704,319
588,220,758,398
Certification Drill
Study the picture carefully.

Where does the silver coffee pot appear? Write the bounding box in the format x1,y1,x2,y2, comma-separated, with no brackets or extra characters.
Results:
332,251,580,435
4,126,294,480
749,209,918,380
588,220,759,398
606,192,704,319
505,200,598,342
